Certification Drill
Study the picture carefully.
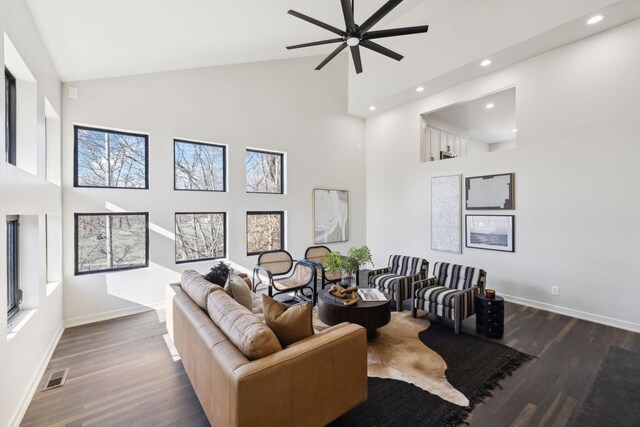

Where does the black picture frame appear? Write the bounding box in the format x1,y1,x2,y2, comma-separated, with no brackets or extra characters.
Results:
465,214,515,252
465,173,514,210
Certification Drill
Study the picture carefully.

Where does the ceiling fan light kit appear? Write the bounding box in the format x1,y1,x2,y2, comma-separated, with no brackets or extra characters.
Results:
286,0,429,74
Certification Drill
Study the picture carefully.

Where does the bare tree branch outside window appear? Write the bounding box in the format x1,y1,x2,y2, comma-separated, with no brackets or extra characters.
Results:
246,150,283,193
246,212,284,255
75,126,148,188
75,213,148,274
175,213,226,262
174,140,225,191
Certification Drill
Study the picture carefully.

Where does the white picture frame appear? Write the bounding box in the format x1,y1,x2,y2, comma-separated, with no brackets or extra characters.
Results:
313,189,349,244
431,175,462,253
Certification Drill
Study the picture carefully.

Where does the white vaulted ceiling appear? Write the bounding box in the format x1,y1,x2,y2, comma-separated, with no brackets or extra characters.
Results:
25,0,640,116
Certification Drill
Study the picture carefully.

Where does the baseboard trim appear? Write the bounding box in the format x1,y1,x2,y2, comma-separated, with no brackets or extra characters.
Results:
65,302,165,328
500,293,640,333
11,322,64,427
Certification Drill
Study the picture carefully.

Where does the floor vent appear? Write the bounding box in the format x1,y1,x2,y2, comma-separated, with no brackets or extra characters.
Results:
42,369,68,391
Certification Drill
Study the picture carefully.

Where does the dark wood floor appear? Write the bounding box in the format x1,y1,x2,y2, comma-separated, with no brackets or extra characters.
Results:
21,302,640,427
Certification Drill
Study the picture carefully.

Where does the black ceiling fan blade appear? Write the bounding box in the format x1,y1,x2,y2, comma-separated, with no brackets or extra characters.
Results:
359,0,404,35
340,0,357,33
288,10,346,37
350,45,363,74
315,42,348,70
364,25,429,40
286,38,344,50
360,39,404,61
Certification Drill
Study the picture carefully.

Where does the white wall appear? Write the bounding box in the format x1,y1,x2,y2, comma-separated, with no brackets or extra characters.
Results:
366,19,640,331
0,0,63,426
61,55,366,326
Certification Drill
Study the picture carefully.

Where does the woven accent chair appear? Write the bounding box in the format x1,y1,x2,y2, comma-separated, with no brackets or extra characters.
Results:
304,245,342,290
253,250,317,304
367,255,429,311
411,262,487,334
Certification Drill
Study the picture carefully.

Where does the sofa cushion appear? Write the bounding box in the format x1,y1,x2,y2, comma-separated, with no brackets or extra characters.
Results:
417,285,459,307
181,270,223,311
432,262,486,290
262,295,314,347
208,291,282,360
224,273,253,311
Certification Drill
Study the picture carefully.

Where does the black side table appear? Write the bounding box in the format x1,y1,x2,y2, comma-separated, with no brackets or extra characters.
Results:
475,294,504,338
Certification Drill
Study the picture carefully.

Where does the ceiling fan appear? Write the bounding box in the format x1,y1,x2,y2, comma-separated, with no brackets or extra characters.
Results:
286,0,429,74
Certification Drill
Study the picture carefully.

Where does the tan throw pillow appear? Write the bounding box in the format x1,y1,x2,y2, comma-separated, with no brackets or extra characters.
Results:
261,295,314,347
224,273,253,311
208,291,282,360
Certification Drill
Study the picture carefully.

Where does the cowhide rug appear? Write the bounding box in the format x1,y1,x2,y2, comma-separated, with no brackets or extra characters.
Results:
312,310,468,407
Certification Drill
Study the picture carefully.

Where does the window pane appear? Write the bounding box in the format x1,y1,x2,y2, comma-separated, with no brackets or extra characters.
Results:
175,213,226,262
5,68,16,166
7,219,19,317
246,150,283,193
247,212,283,255
75,126,148,188
174,140,225,191
76,213,148,274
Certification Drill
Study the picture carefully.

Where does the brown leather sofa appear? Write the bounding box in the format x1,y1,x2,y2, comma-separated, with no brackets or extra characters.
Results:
166,271,368,427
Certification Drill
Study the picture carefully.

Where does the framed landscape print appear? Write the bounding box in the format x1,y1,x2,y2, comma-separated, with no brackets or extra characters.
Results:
465,173,514,210
466,215,514,252
313,189,349,244
431,175,462,253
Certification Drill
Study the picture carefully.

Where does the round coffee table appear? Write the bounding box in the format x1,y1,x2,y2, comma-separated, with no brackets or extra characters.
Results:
317,287,391,338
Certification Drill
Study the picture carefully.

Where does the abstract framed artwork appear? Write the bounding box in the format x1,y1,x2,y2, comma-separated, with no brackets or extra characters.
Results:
313,189,349,244
465,173,514,210
465,215,514,252
431,175,462,253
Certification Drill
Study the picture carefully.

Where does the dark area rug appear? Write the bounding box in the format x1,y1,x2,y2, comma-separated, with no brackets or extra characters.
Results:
329,322,533,427
569,346,640,427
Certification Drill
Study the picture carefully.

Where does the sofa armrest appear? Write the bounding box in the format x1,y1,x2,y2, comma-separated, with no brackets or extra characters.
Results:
411,277,438,295
455,286,482,317
368,267,391,282
229,323,367,427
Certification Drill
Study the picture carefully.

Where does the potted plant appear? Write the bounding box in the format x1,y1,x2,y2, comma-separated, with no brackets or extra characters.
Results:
323,245,373,287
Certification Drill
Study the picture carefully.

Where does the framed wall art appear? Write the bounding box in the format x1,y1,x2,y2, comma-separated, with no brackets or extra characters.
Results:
465,173,514,210
431,175,462,253
313,189,349,244
465,215,514,252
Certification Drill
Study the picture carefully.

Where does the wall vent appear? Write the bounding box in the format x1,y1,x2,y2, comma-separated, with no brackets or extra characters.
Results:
42,368,68,391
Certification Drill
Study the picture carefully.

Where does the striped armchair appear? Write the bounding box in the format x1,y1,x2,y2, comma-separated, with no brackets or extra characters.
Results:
368,255,429,311
411,262,486,334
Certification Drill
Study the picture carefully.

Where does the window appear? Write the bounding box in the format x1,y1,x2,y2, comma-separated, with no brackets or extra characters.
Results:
5,68,16,165
246,211,284,255
174,140,226,191
246,149,284,194
175,212,226,263
74,126,148,189
75,213,149,274
7,217,20,319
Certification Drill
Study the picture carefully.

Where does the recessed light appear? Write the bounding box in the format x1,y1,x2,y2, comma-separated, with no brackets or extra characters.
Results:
587,15,604,25
480,59,492,67
485,103,494,109
416,86,424,92
369,106,376,111
512,128,518,133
